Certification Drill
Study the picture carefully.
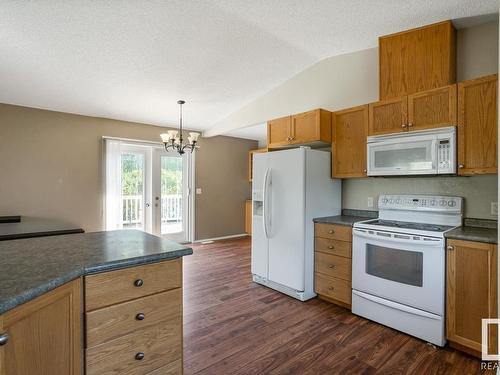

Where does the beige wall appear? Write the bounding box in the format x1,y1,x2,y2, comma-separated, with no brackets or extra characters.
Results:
0,103,256,238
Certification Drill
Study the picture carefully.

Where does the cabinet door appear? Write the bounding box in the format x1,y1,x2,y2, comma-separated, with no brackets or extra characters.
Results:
291,109,331,144
447,239,497,356
458,74,498,175
332,105,368,178
0,279,82,375
368,97,408,135
408,84,457,131
379,20,456,99
245,200,252,235
267,116,291,148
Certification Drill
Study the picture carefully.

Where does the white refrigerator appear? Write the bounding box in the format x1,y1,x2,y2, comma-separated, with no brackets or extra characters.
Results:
251,147,341,301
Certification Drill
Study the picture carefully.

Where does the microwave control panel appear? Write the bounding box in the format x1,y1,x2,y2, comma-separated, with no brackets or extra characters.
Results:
438,140,451,171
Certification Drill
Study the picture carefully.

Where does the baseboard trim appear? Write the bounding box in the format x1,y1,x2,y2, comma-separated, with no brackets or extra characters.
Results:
194,233,249,243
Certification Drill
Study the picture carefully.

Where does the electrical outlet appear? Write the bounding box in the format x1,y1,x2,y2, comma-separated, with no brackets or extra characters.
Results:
491,202,498,216
367,197,374,208
196,188,202,195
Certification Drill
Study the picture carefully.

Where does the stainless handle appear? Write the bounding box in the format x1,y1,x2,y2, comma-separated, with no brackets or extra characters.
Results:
458,164,464,169
446,245,454,251
401,124,407,128
135,313,145,321
135,352,145,360
134,279,144,287
0,333,9,346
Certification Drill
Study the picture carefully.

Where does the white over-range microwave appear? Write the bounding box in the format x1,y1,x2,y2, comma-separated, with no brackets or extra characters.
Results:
366,126,456,176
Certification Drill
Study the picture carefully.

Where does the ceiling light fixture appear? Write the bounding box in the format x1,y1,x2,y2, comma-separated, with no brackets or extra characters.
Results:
160,100,200,155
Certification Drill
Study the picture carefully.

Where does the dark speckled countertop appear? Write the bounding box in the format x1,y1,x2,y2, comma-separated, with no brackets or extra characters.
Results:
313,209,378,227
0,230,192,314
444,226,497,244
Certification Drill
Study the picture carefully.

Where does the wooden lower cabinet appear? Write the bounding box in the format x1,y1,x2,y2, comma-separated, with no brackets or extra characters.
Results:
245,200,252,235
85,259,184,375
446,239,497,357
314,223,352,308
0,279,82,375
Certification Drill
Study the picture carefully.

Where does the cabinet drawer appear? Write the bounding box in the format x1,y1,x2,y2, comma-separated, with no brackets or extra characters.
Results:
315,223,352,242
315,252,351,281
315,273,352,305
86,288,182,347
315,238,351,258
85,259,182,311
86,318,182,375
146,360,182,375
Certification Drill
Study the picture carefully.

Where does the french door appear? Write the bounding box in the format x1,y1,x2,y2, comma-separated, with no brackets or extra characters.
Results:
152,149,191,243
105,139,192,243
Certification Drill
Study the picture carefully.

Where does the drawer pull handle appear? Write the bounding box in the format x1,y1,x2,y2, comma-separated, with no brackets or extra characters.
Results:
328,245,334,249
136,313,145,321
134,279,144,287
328,264,335,269
328,286,334,291
0,333,9,346
135,352,145,361
328,230,334,234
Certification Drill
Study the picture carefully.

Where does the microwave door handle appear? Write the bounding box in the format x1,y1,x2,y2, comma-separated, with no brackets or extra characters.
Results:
352,290,441,320
431,139,438,172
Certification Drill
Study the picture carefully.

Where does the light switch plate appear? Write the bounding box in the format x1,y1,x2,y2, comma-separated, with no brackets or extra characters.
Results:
367,197,374,208
491,202,498,216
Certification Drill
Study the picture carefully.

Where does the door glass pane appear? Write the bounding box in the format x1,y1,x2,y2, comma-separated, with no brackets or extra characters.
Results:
161,155,183,235
373,143,432,170
121,153,144,230
365,244,423,287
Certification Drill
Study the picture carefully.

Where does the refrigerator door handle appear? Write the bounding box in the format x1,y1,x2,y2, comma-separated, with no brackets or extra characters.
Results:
262,168,271,239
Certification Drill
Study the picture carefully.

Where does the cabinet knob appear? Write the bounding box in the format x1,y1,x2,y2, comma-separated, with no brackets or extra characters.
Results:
328,230,334,234
401,124,407,128
134,279,144,287
328,264,335,269
408,123,413,128
328,245,334,250
458,164,464,169
328,286,334,291
135,352,145,360
135,313,145,321
363,169,367,173
0,333,9,346
446,245,454,251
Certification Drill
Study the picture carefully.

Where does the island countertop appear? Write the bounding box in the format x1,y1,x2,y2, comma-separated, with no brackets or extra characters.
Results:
0,230,193,315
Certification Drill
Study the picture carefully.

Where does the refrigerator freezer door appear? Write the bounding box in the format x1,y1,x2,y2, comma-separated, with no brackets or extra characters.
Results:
251,153,269,278
267,149,306,291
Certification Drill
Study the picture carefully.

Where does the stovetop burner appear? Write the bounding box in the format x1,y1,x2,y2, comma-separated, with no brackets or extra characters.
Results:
363,219,455,233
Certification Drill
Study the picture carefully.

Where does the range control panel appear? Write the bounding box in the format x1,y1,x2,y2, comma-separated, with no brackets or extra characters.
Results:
378,194,463,213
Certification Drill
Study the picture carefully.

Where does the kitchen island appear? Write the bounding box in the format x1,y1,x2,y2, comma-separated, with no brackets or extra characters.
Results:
0,230,192,375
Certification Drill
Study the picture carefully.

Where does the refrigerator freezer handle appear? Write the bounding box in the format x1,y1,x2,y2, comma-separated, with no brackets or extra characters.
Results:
262,168,270,239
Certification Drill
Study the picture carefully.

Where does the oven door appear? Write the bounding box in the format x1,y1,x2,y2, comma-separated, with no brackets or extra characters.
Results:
367,136,437,176
352,228,444,315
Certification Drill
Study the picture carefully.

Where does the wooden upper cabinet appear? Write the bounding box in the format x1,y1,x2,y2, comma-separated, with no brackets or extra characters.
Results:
379,20,456,100
267,115,291,148
407,84,457,131
0,279,82,375
267,109,331,149
290,109,331,145
368,96,408,136
458,74,498,175
332,105,368,178
446,239,497,356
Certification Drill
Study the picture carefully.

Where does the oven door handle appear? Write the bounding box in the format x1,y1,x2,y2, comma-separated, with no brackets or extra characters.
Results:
352,228,442,244
353,290,441,320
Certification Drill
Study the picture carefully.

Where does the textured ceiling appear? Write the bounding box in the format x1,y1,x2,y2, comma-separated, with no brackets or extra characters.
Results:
0,1,498,133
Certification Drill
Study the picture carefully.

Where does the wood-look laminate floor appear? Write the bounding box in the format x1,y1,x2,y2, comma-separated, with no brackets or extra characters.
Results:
183,237,492,375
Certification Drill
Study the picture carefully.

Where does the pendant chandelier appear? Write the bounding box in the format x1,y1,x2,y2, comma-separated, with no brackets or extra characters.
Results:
160,100,200,155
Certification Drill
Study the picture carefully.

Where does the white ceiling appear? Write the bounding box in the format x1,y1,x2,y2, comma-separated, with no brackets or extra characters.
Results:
224,123,267,145
0,1,498,136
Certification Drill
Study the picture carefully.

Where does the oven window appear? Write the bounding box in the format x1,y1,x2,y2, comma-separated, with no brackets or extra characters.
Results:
366,244,423,287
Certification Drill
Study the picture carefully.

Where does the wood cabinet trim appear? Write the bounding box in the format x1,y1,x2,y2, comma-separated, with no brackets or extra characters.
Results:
248,148,267,182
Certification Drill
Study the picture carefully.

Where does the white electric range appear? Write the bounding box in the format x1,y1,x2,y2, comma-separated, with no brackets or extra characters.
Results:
352,194,463,346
